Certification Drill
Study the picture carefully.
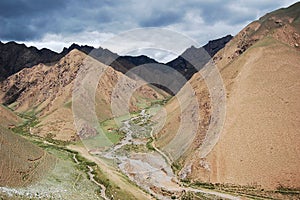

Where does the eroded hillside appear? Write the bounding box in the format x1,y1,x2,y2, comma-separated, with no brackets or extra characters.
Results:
156,2,300,194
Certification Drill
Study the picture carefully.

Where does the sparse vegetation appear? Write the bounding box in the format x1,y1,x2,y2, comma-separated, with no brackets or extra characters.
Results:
11,111,39,136
185,181,300,200
191,182,215,190
115,144,149,156
64,101,72,109
150,98,170,106
146,137,155,151
276,185,300,195
171,160,183,174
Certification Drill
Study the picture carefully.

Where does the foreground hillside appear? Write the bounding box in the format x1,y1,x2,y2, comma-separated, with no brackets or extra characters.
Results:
197,3,300,190
187,36,300,189
0,106,56,188
157,1,300,194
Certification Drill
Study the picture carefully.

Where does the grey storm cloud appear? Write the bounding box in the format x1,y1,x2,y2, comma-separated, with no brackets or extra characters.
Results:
139,10,184,27
0,0,67,40
195,1,291,25
0,0,116,40
0,0,298,53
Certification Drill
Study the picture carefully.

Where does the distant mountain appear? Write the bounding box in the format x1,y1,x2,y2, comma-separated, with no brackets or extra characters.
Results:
0,41,61,81
61,43,94,55
0,41,158,82
112,35,232,95
0,42,97,81
203,35,233,56
118,55,158,66
0,35,232,95
166,35,232,80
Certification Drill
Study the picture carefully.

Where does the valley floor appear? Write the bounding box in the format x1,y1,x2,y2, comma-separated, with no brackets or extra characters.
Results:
1,107,299,200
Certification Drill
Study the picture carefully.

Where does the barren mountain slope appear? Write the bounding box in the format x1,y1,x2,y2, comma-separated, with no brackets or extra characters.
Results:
192,37,300,189
0,49,168,141
0,104,21,127
0,106,56,187
157,2,300,190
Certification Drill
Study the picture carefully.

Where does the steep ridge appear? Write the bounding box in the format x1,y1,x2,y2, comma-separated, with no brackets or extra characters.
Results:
0,49,168,141
0,42,121,82
114,35,233,95
0,105,56,187
157,2,300,190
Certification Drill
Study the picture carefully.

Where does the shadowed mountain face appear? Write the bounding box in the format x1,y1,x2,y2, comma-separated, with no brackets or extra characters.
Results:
203,35,233,56
0,41,60,81
166,35,233,81
77,35,232,94
0,42,157,84
0,42,97,81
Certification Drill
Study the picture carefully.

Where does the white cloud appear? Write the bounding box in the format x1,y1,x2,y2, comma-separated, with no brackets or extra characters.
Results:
19,31,115,53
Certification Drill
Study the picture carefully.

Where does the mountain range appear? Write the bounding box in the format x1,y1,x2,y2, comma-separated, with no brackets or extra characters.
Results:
0,35,232,92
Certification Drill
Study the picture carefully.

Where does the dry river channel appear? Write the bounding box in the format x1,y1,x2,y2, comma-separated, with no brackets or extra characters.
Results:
89,109,240,200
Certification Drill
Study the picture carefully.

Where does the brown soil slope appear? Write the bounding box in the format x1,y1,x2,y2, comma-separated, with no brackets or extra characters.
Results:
196,3,300,189
0,106,55,187
0,49,168,141
157,2,300,190
196,37,300,189
0,105,21,127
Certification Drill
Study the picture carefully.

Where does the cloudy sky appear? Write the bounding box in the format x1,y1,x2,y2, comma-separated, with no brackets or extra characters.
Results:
0,0,298,61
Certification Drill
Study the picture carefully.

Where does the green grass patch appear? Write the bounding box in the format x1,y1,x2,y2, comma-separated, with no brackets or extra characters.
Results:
82,133,117,149
11,111,39,136
63,101,72,109
100,121,124,143
191,181,216,190
115,144,150,156
150,98,169,106
45,132,70,146
171,160,183,174
146,137,155,151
